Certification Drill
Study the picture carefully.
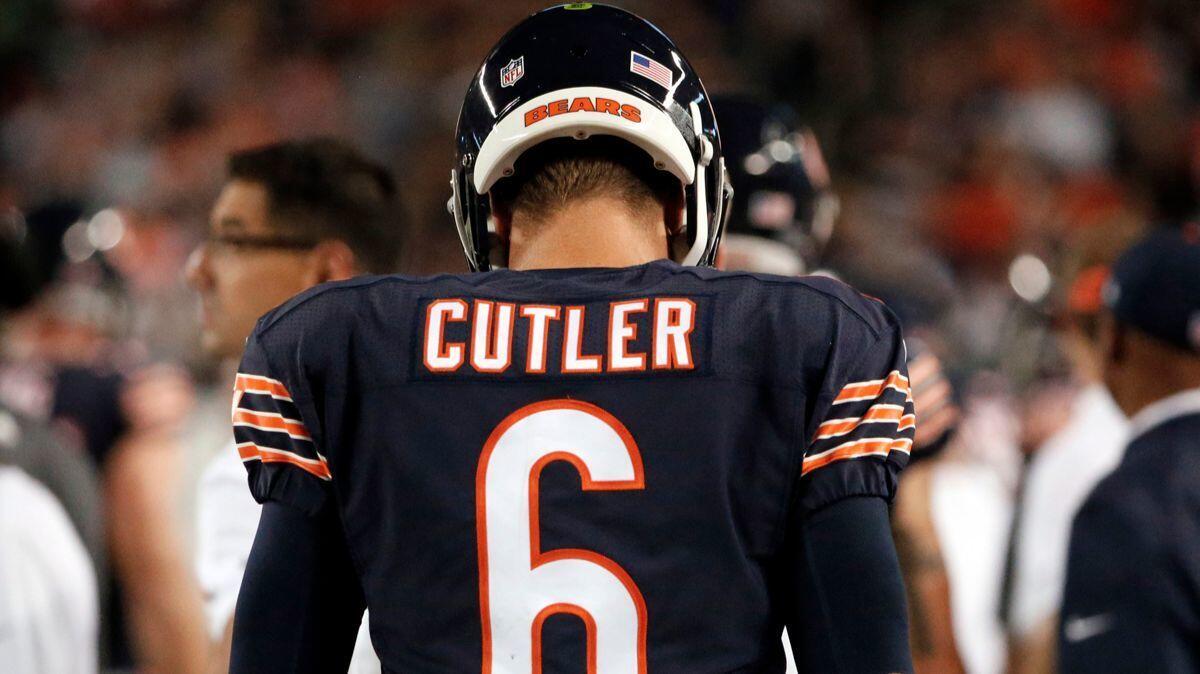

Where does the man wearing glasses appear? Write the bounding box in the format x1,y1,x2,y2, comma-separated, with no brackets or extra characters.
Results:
185,138,402,673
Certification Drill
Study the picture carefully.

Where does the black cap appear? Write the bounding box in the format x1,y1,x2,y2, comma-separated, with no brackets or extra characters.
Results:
1104,225,1200,353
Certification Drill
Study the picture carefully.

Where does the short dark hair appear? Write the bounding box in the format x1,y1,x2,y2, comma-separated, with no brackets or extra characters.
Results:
227,138,402,273
491,137,679,225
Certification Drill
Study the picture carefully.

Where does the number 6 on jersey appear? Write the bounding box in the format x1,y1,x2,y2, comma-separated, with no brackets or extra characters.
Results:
476,399,648,673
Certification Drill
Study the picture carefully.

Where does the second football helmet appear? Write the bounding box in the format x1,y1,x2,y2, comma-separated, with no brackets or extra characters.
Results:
713,95,838,275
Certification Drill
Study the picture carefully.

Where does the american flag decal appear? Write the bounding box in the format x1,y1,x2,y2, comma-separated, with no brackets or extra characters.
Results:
630,51,673,90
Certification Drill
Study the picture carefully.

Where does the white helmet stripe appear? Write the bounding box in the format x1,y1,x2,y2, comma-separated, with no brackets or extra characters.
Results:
473,86,695,194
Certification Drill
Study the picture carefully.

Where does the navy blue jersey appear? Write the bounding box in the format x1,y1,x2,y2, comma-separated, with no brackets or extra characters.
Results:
1060,408,1200,673
232,260,913,672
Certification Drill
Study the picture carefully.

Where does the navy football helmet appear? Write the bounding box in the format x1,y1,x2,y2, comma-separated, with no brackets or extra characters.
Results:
449,3,732,270
713,96,838,275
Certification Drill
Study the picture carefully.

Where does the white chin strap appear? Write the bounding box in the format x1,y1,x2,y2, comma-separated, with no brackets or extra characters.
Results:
680,101,713,266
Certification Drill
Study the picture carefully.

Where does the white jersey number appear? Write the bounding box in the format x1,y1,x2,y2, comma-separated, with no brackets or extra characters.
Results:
476,399,648,674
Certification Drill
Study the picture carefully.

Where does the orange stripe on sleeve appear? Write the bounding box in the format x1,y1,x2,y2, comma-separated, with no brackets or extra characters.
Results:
234,374,293,401
814,404,907,440
232,410,311,441
832,371,910,404
237,442,331,481
802,437,911,476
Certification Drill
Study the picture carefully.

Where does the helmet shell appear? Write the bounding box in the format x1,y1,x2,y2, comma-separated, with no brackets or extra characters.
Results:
450,3,731,270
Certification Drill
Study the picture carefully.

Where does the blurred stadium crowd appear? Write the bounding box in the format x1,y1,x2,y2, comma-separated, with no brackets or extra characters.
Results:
0,0,1198,673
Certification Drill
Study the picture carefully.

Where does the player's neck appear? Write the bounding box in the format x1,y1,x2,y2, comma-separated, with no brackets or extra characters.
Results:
507,197,668,270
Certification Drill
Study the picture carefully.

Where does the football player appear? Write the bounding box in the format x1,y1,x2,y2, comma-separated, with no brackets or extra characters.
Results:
711,95,839,277
229,5,914,672
715,95,965,674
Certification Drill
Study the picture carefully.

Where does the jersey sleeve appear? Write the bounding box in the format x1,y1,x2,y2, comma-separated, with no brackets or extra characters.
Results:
232,331,331,515
799,321,913,514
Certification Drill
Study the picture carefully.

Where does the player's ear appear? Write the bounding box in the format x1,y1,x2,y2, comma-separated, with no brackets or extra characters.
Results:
490,193,512,243
306,239,358,284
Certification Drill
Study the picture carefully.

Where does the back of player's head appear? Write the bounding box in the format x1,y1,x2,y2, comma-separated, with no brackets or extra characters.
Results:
227,138,402,273
1098,224,1200,415
450,3,732,270
489,137,681,229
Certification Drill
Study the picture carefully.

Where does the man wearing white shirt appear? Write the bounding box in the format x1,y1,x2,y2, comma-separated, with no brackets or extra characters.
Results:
1008,267,1131,671
186,139,403,672
0,193,98,673
0,462,98,674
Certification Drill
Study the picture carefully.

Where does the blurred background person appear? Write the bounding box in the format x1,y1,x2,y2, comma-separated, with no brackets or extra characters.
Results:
0,205,98,672
1004,224,1140,674
0,204,206,672
1060,226,1200,673
0,205,106,612
907,370,1021,674
187,138,402,673
892,342,969,674
865,266,1019,674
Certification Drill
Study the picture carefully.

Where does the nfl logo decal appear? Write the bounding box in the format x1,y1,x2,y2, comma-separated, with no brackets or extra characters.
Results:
500,56,524,88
